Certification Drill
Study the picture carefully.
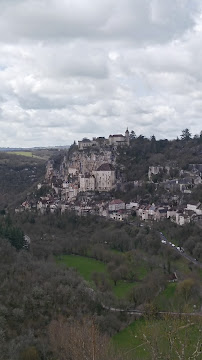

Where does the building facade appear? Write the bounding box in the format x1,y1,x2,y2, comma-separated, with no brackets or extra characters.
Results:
93,163,116,191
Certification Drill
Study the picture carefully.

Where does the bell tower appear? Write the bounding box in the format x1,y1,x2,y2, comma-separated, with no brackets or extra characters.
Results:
125,128,130,146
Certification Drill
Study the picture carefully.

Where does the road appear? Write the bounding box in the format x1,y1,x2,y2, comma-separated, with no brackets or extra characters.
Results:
86,290,202,318
159,232,202,269
102,303,202,317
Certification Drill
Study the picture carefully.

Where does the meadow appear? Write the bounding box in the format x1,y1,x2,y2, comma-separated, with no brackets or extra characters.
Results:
112,317,202,359
56,254,136,298
6,151,44,159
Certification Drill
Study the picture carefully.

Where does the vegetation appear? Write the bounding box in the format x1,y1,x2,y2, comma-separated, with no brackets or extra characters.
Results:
117,129,202,183
156,220,202,260
0,152,45,209
0,209,200,359
113,316,202,359
57,254,136,298
1,129,202,358
6,151,43,159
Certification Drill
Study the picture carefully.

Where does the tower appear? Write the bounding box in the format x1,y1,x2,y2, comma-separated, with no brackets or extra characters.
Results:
125,128,130,146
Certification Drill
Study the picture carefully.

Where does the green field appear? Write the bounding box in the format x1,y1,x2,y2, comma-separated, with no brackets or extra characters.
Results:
7,151,33,157
161,282,177,298
56,255,135,298
6,151,44,159
57,255,106,281
113,317,202,359
154,283,178,311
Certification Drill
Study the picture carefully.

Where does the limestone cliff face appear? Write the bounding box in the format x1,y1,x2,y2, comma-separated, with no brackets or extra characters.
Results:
63,147,116,176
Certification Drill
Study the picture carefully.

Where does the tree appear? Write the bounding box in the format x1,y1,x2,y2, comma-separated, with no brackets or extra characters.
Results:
150,135,157,153
199,130,202,143
91,272,111,292
49,317,121,360
177,278,197,303
129,130,136,140
110,269,121,286
180,128,191,141
184,237,195,255
193,242,202,260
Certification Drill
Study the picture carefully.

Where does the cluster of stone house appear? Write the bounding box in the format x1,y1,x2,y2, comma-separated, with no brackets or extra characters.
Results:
46,152,117,196
148,166,202,191
78,129,130,150
15,130,202,229
52,162,116,196
136,201,202,225
34,196,202,226
16,183,202,227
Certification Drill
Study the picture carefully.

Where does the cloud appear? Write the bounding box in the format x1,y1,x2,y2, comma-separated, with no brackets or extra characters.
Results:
0,0,202,147
0,0,199,43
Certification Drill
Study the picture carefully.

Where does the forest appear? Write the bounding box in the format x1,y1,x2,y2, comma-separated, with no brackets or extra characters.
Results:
117,129,202,182
0,152,46,209
0,211,201,359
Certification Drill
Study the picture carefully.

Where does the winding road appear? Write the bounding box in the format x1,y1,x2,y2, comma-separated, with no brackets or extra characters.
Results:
159,232,202,269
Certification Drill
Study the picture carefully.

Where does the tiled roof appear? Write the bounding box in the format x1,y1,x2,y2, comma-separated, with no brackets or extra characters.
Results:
97,163,114,171
109,199,125,205
80,138,91,143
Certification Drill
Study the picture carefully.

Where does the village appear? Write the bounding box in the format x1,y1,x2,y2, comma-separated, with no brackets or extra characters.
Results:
16,130,202,227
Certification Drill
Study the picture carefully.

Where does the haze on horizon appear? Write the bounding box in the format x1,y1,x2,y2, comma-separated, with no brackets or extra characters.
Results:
0,0,202,147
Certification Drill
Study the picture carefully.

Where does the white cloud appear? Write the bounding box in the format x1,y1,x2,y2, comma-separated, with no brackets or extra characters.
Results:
0,0,202,146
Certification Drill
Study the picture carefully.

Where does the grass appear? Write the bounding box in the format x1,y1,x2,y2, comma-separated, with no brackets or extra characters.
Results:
56,255,135,299
113,281,136,298
112,317,202,359
7,151,33,157
154,283,177,311
6,151,44,159
162,282,177,298
57,255,106,282
113,319,147,358
136,264,148,280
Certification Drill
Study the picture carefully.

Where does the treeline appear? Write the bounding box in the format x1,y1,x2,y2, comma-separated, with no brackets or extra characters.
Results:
0,215,25,250
0,211,202,359
13,211,162,257
0,237,126,360
157,220,202,260
117,129,202,181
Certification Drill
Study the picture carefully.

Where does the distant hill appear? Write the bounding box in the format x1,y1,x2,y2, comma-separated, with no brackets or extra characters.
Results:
0,152,46,209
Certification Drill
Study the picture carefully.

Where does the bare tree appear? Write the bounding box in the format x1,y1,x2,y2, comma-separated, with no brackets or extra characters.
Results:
49,316,122,360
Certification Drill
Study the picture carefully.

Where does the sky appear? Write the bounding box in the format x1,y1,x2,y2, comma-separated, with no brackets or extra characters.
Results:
1,0,202,147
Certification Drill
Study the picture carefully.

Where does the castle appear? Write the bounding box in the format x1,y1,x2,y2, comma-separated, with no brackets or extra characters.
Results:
78,129,130,150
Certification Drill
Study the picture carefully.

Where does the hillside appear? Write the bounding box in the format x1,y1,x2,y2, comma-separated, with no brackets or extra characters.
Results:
0,211,201,359
0,152,46,209
117,133,202,181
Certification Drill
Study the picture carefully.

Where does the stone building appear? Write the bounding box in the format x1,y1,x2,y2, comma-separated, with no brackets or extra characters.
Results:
109,199,125,211
79,174,96,192
93,163,116,191
108,129,130,146
78,129,130,150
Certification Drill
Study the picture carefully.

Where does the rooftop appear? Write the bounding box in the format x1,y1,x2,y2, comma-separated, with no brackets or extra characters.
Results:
109,199,125,205
97,163,114,171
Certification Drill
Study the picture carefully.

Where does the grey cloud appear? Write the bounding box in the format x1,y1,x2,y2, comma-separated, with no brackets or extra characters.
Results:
0,1,202,147
38,44,109,79
0,0,200,44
